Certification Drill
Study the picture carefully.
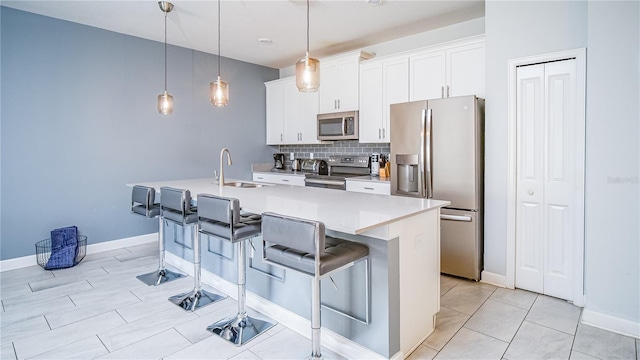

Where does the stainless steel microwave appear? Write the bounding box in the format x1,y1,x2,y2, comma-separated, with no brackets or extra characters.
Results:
317,111,359,140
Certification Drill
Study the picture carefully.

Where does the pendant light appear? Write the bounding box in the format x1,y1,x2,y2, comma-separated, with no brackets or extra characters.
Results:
295,0,320,92
210,0,229,107
157,1,174,115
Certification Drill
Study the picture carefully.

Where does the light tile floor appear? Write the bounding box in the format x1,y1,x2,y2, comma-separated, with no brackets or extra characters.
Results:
1,243,638,360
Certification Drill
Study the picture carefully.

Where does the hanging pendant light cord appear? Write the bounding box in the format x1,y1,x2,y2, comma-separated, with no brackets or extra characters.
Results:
218,0,221,77
306,0,310,54
164,9,168,92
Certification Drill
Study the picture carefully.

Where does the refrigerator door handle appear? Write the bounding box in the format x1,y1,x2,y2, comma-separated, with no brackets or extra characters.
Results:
419,109,427,197
440,214,473,222
425,108,433,198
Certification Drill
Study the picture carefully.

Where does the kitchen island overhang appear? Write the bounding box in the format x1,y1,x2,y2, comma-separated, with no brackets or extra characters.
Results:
128,178,449,359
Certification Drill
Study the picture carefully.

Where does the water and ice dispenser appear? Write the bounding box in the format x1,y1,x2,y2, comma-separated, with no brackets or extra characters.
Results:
395,154,419,194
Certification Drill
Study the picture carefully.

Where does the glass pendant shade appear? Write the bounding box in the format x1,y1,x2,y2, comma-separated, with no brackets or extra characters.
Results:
210,76,229,107
158,91,174,114
296,52,320,92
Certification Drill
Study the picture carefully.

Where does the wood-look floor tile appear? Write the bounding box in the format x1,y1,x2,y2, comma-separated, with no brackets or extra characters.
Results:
29,335,109,360
0,315,49,343
13,311,126,359
0,296,75,328
96,328,191,360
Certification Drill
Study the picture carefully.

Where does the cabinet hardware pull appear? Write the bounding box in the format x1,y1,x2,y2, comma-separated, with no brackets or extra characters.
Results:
446,85,450,98
441,86,444,98
382,128,386,139
378,128,381,139
280,133,283,141
337,99,340,109
282,179,289,182
364,187,374,190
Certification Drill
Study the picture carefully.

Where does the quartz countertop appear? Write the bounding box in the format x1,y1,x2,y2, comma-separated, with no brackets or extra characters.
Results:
129,177,449,236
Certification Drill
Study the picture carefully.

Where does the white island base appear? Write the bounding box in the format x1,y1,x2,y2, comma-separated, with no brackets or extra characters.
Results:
129,178,447,359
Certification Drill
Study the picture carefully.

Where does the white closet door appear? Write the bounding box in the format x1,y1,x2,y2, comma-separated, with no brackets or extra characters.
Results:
516,64,545,294
516,59,578,301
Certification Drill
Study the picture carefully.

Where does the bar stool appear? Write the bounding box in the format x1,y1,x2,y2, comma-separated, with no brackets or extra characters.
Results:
131,185,185,286
199,194,276,346
261,212,369,359
161,187,226,311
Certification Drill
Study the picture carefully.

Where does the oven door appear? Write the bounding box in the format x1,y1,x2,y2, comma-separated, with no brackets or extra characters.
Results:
304,175,346,190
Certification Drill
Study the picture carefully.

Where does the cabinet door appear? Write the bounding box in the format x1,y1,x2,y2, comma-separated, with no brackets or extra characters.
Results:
299,90,319,143
283,79,302,143
266,82,284,145
358,62,383,143
382,57,409,142
318,60,338,113
410,50,446,101
336,57,360,111
446,42,485,98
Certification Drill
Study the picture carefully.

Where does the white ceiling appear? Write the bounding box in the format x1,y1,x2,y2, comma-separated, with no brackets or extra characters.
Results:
1,0,485,69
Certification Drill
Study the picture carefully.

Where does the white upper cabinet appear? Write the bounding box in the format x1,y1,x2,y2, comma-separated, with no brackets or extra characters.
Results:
359,61,383,143
265,77,319,145
318,51,374,113
359,56,409,143
410,50,446,101
266,80,285,144
410,39,485,101
446,42,485,98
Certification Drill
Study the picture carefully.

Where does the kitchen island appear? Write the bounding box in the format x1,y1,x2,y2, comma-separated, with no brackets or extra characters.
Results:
129,178,449,359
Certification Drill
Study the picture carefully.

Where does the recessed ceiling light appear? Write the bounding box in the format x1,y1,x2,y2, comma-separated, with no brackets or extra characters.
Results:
258,38,272,44
367,0,382,5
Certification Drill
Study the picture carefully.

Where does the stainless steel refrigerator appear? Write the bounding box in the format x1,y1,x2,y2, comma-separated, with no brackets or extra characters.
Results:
390,95,484,280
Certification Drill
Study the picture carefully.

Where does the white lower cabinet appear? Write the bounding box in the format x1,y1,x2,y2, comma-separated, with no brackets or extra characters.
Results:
252,173,305,187
346,179,390,195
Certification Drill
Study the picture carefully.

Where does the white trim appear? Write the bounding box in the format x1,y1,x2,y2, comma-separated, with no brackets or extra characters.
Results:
506,48,587,305
165,252,388,359
0,233,157,272
480,270,508,288
582,307,640,339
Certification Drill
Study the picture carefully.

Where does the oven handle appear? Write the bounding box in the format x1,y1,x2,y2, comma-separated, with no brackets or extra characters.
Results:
304,178,346,186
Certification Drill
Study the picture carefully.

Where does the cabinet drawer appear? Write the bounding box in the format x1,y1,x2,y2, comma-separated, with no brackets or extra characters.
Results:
346,180,390,195
252,173,305,187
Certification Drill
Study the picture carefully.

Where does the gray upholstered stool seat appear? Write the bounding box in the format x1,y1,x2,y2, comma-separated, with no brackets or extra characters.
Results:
198,194,276,346
131,185,185,286
261,212,369,360
161,187,226,311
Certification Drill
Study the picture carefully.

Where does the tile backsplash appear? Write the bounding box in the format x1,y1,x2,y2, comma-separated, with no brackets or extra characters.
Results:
272,141,390,161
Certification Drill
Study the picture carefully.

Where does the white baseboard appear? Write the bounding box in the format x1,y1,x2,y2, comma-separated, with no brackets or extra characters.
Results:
0,233,158,272
481,270,508,288
165,252,388,359
582,307,640,339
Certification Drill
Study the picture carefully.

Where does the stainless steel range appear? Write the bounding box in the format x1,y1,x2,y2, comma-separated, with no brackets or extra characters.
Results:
304,155,370,190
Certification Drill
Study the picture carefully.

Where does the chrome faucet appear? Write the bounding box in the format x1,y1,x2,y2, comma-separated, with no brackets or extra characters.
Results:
219,148,232,191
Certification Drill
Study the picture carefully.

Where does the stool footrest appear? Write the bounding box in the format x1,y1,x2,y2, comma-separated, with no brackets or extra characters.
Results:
207,313,276,346
169,289,226,311
136,268,185,286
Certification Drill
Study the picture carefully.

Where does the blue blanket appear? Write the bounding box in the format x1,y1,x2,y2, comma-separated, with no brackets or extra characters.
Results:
45,226,78,269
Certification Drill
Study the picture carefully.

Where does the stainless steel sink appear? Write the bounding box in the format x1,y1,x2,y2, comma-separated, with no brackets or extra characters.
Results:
224,181,264,188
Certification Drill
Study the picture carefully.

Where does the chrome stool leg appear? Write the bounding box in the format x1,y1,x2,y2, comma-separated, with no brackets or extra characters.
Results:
311,276,322,359
207,239,276,345
137,218,185,286
169,225,225,311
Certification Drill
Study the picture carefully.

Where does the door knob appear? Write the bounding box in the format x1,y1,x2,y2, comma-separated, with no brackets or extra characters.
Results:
528,189,534,195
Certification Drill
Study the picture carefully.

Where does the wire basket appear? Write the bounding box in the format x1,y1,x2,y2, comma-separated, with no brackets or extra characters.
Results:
35,235,87,270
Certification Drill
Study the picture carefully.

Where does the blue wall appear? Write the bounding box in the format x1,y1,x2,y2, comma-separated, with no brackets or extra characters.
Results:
0,7,279,260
